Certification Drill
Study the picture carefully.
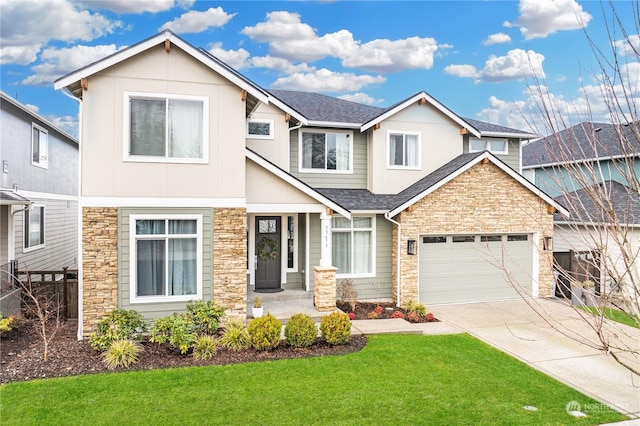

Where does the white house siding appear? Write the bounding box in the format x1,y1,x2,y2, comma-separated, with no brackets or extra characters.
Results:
246,102,290,171
289,128,368,189
118,207,214,322
14,196,78,272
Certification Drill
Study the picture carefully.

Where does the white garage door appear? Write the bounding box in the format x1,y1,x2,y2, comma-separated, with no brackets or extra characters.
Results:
419,234,534,305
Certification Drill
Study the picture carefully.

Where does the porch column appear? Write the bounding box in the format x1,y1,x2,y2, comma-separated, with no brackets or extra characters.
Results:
314,265,337,311
319,209,332,267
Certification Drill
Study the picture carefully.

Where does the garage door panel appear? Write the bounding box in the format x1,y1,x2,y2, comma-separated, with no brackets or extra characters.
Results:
419,235,533,305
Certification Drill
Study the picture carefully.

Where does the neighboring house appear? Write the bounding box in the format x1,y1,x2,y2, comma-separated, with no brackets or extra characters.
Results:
54,31,566,337
0,90,79,278
523,122,640,294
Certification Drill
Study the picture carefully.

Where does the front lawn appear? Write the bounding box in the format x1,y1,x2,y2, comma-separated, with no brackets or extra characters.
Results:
579,305,639,328
0,334,626,425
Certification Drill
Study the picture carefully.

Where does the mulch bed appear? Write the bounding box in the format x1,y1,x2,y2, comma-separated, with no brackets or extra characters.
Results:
337,301,439,323
0,320,367,384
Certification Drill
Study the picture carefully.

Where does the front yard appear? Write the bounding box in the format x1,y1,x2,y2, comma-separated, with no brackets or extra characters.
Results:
0,334,626,425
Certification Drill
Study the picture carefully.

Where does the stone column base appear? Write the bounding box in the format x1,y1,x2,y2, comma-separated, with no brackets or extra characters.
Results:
314,265,337,311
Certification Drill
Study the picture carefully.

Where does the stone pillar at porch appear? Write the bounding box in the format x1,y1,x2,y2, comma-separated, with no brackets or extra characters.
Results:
314,265,337,311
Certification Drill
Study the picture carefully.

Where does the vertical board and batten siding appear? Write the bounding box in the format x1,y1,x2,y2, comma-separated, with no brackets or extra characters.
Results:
14,198,78,271
118,208,213,321
463,137,522,172
289,128,368,189
307,213,393,299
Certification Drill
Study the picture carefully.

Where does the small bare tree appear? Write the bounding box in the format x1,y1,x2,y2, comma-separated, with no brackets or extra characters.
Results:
337,279,358,312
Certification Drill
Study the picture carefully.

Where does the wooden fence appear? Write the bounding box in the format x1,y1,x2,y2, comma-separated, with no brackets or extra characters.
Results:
14,268,78,320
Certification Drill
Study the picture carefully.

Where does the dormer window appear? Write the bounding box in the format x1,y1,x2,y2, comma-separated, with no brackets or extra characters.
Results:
247,119,274,139
469,138,508,155
299,130,352,173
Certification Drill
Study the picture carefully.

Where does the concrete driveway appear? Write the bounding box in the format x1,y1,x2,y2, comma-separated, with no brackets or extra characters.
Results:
429,299,640,419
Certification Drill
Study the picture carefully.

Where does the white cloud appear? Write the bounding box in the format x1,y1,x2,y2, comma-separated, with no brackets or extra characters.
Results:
47,114,79,137
337,93,382,105
483,33,511,46
505,0,592,40
0,0,120,65
25,104,40,113
243,11,438,73
22,45,120,86
444,64,478,78
250,56,315,74
74,0,194,14
207,43,250,70
270,69,385,93
613,34,640,57
160,7,236,33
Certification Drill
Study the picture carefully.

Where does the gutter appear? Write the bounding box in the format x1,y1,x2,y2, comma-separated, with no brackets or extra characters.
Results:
383,212,402,307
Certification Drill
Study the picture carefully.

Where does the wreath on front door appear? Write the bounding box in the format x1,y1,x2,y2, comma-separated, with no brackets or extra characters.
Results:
257,236,278,261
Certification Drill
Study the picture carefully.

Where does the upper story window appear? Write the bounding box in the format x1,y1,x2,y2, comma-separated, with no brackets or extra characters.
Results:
32,124,48,169
247,119,274,139
24,205,45,251
469,138,508,155
125,92,208,163
388,131,420,169
300,130,352,173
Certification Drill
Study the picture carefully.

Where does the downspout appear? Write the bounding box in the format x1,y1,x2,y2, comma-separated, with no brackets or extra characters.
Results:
384,212,402,307
62,88,83,340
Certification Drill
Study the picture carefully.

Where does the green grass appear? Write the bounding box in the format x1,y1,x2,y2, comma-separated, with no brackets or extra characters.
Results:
579,306,640,328
0,334,626,425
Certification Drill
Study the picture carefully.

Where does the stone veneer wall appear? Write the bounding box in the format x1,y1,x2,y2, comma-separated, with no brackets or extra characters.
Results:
213,208,247,321
392,161,555,306
82,207,119,334
314,266,337,311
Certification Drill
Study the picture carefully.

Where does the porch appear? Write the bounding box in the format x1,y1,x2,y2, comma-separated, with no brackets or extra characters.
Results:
246,287,338,324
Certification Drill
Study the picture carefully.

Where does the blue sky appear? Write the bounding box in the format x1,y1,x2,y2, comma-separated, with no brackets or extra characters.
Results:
1,0,639,137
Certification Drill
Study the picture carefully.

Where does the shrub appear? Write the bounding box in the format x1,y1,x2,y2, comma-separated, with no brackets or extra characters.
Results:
373,305,384,315
248,313,282,351
390,311,405,319
367,311,379,319
320,312,351,345
150,314,198,354
0,313,15,333
89,309,147,351
193,335,218,360
219,320,251,351
186,300,225,335
284,314,317,348
426,312,435,322
406,312,421,323
102,339,143,369
337,279,358,312
403,300,427,317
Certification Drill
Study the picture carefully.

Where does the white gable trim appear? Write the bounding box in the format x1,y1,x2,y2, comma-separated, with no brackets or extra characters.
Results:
54,31,269,104
361,92,481,137
388,151,570,218
246,149,351,219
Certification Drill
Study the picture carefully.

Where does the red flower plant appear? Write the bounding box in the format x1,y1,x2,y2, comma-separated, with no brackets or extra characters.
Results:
390,311,405,319
347,312,356,320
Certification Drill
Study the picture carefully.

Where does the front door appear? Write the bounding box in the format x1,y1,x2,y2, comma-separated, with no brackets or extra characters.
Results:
255,216,281,291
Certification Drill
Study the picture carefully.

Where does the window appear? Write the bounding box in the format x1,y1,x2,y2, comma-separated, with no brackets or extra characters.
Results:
130,215,202,303
247,119,274,139
423,236,446,244
24,205,45,250
286,215,297,271
507,234,528,242
388,132,420,168
469,138,508,154
300,130,351,172
332,216,374,276
32,124,48,168
125,93,208,162
480,235,502,242
452,235,475,243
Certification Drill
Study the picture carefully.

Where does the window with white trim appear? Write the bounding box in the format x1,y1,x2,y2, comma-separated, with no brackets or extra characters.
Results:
469,138,508,154
125,93,208,162
286,215,298,271
24,205,45,250
247,119,274,139
130,215,202,303
388,131,420,168
332,216,374,276
32,124,48,169
300,130,352,172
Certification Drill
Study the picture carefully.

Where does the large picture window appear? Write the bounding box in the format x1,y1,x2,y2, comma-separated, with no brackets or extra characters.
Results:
332,216,374,277
32,124,48,169
388,131,420,168
130,215,202,303
24,205,45,250
125,93,207,162
300,130,351,172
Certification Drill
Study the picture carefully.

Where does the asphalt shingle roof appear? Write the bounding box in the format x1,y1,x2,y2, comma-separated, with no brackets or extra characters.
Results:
554,180,640,225
462,117,535,136
522,121,640,167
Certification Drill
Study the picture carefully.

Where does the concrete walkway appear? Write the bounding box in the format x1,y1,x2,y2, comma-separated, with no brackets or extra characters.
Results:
350,299,640,420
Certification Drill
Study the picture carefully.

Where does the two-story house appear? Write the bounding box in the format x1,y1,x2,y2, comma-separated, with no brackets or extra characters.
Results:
0,90,79,280
522,122,640,296
55,31,567,337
